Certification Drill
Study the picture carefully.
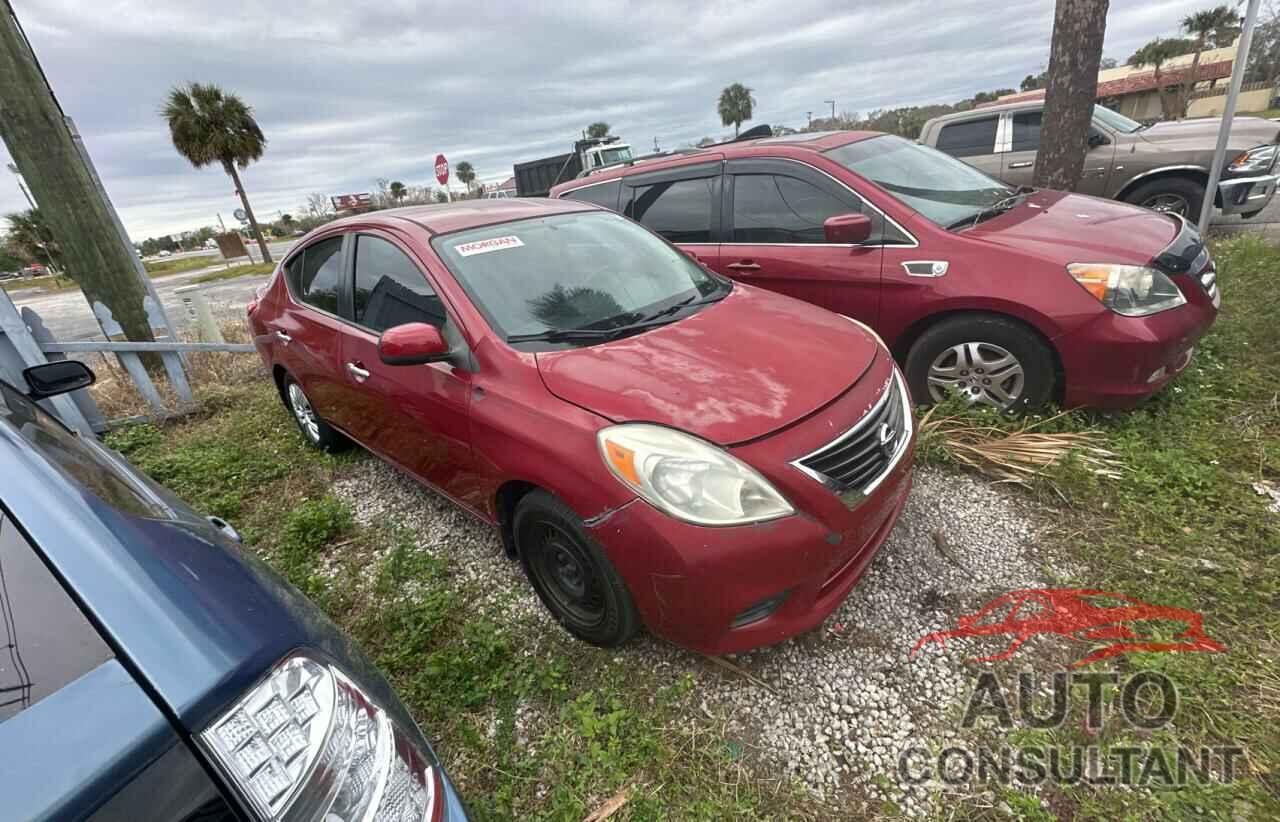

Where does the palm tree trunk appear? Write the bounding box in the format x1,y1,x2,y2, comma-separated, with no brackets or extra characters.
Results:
225,162,272,264
1180,51,1203,118
1034,0,1110,190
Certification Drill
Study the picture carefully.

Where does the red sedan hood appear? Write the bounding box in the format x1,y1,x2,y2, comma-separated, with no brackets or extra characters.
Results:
535,286,879,445
967,190,1180,266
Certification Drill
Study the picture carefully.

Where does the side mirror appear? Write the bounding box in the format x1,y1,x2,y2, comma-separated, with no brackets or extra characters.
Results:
1088,131,1110,148
378,322,449,366
823,213,872,244
23,361,95,399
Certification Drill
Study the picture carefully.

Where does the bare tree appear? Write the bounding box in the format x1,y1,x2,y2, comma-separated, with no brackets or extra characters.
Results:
305,192,332,218
1035,0,1110,191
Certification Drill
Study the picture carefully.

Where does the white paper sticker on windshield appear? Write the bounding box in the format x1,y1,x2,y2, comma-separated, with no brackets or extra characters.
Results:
455,235,524,256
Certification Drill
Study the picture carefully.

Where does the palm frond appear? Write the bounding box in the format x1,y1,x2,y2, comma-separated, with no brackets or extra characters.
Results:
918,406,1123,485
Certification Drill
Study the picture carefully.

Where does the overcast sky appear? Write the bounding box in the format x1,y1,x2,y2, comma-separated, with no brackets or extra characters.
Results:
1,0,1214,239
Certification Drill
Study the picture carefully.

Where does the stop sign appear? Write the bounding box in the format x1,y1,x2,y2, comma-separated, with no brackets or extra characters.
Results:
434,154,449,186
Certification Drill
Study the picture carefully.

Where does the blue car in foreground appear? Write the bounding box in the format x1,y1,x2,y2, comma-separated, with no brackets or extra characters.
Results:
0,361,467,821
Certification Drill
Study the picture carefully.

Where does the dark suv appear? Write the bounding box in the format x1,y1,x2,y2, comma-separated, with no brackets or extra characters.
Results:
0,362,467,821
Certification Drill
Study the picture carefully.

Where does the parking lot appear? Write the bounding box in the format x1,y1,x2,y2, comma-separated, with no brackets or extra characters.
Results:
81,228,1273,820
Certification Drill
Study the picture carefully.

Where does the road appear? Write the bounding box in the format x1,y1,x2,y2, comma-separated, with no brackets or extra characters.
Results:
145,238,299,264
11,256,282,341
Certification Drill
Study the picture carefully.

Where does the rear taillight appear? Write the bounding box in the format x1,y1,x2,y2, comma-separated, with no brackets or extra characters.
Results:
201,654,442,821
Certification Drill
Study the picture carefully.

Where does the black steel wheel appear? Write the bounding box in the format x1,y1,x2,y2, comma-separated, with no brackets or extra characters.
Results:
514,490,639,647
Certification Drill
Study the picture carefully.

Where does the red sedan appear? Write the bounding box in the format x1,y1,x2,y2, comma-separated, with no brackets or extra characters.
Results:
552,130,1220,410
249,199,914,655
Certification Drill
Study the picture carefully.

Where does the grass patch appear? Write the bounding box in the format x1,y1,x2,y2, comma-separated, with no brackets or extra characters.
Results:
189,261,274,284
923,231,1280,818
143,255,220,277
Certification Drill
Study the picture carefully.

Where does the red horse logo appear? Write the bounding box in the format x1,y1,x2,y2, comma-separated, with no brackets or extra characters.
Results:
911,589,1226,667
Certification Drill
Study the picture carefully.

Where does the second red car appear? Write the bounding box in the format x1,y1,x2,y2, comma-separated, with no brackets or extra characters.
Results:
553,130,1220,410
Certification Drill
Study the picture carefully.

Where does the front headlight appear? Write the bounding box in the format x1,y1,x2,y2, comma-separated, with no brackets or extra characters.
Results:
1229,144,1277,174
598,423,794,525
1067,263,1187,317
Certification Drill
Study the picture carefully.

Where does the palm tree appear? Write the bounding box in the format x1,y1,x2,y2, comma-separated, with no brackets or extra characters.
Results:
586,121,610,139
1180,6,1242,115
717,83,757,137
4,208,60,268
1129,38,1196,119
162,83,273,263
455,161,476,194
389,180,407,202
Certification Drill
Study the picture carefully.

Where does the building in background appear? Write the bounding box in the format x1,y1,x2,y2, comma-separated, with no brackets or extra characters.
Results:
987,39,1269,120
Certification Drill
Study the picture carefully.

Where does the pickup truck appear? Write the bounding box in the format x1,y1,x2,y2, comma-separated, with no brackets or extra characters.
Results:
919,101,1280,219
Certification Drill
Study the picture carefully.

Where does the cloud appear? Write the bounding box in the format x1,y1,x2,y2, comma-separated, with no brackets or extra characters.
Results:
0,0,1218,238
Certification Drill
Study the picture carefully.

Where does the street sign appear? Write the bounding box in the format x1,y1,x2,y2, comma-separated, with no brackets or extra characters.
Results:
331,193,372,212
232,208,247,222
435,154,449,186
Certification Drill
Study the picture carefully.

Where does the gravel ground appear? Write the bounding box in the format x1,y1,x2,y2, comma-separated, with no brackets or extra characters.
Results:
332,459,1076,816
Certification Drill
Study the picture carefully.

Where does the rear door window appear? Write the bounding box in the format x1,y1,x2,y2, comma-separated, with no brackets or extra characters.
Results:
561,180,621,211
293,236,344,315
1011,111,1042,152
625,177,717,242
0,507,113,724
936,117,999,158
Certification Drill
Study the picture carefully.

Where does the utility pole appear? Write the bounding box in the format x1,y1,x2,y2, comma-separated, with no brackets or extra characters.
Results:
0,1,158,348
825,100,836,120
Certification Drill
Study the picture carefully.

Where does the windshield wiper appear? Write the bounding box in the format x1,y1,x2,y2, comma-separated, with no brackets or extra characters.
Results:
947,186,1035,231
509,293,725,346
506,328,619,344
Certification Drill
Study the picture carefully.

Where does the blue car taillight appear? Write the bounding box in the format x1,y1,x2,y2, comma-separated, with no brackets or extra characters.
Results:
200,654,442,821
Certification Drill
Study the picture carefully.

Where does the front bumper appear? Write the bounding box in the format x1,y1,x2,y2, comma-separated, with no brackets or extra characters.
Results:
588,422,915,656
1057,280,1217,409
1218,173,1278,216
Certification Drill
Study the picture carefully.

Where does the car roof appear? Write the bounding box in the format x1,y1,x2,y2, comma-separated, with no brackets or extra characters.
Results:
320,197,598,236
550,130,882,194
928,100,1045,123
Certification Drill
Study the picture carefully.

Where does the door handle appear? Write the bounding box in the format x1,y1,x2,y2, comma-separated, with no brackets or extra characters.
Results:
1008,161,1033,169
726,262,762,272
346,362,370,382
274,330,292,344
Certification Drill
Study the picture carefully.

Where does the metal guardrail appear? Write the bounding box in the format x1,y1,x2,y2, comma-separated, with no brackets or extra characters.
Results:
0,286,253,436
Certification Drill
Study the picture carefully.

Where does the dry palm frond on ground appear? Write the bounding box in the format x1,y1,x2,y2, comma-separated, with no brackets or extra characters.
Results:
918,405,1122,484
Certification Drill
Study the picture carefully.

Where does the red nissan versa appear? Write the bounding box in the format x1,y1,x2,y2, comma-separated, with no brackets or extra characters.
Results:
551,131,1220,410
247,199,915,655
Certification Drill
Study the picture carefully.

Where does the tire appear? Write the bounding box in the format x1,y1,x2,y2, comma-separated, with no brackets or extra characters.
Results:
905,315,1055,411
281,375,349,452
514,490,640,647
1124,177,1205,219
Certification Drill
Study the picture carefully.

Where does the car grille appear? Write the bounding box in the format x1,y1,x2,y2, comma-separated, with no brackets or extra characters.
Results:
792,371,911,498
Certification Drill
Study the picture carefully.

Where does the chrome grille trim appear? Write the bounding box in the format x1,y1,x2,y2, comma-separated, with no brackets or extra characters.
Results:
791,369,913,504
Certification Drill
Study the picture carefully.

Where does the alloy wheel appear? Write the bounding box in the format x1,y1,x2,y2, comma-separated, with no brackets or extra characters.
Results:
927,341,1026,409
287,382,321,442
1140,193,1190,215
528,521,606,630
